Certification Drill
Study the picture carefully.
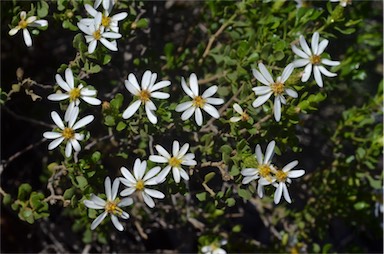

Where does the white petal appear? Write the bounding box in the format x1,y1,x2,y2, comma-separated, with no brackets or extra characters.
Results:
264,141,275,164
145,104,157,124
43,131,62,139
252,92,272,108
132,159,143,180
282,160,299,172
242,175,259,184
144,188,165,199
100,38,118,51
120,211,129,219
85,4,98,16
23,29,32,47
83,200,104,209
122,100,141,119
301,63,312,82
51,111,64,129
282,183,292,203
47,93,69,101
285,88,298,98
233,103,243,114
203,104,220,118
90,194,106,206
273,96,281,122
318,65,337,77
317,39,329,55
120,167,136,185
64,102,76,122
146,100,157,110
55,74,71,91
255,144,263,164
178,143,189,157
202,85,218,98
65,142,72,157
91,211,108,230
181,77,194,98
179,168,189,180
230,116,242,122
151,91,169,99
88,40,97,54
120,187,136,196
82,96,101,105
281,63,294,83
257,184,264,198
189,73,199,96
155,145,171,158
65,68,74,89
321,59,340,66
111,215,124,231
156,165,172,183
195,107,203,126
26,16,37,23
313,66,323,87
9,27,20,36
181,159,197,166
172,167,181,183
149,155,168,163
258,63,274,84
141,70,152,90
311,32,319,55
293,59,310,68
125,80,140,95
181,107,195,121
143,166,161,181
48,137,64,150
118,197,133,207
252,86,271,95
291,45,309,59
172,141,180,156
142,192,155,208
68,106,79,128
70,139,81,152
104,177,112,200
205,97,224,105
241,168,257,176
175,101,193,112
151,80,171,92
128,73,140,91
252,68,270,86
112,12,128,22
72,115,94,130
287,169,305,178
111,178,120,200
274,182,283,204
299,35,312,56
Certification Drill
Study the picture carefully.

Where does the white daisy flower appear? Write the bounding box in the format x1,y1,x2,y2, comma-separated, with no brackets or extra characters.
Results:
202,239,227,254
83,177,133,231
43,106,94,157
48,68,101,121
79,4,127,33
229,103,250,122
94,0,115,11
175,73,224,126
330,0,351,7
252,63,298,122
8,11,48,47
292,32,340,87
120,159,165,208
122,70,171,124
271,160,305,204
77,12,122,54
241,140,276,198
149,140,197,184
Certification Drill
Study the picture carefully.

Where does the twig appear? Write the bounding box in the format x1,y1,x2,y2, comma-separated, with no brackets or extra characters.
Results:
200,13,237,63
43,165,70,206
84,134,114,150
201,161,233,181
3,106,55,128
134,221,148,240
0,138,47,172
81,244,92,254
199,71,228,85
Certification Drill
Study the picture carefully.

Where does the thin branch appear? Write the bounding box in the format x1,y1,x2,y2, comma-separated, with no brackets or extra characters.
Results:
3,106,55,128
0,138,47,172
134,221,148,240
199,71,228,85
43,165,70,206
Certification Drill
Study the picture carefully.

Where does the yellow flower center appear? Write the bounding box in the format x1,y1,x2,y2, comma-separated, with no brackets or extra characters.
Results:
259,164,273,182
310,54,321,65
62,127,75,139
139,90,151,102
69,87,81,101
102,15,111,27
275,170,288,182
105,200,123,215
193,96,206,108
169,157,182,167
18,19,28,29
93,29,102,40
241,112,250,121
271,82,285,95
135,180,145,191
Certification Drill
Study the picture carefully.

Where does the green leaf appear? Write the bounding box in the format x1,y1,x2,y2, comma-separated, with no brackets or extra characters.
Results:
204,172,216,183
91,151,101,163
104,115,116,126
226,198,236,207
88,64,101,74
76,176,88,190
238,188,252,200
232,224,242,232
353,201,369,210
134,18,149,29
37,0,49,18
103,54,112,65
29,192,45,210
116,121,127,131
110,93,123,109
196,192,207,201
18,183,32,201
63,188,75,200
2,194,12,205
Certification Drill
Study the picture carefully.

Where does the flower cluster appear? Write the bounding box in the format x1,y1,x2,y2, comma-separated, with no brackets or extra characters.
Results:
78,1,127,53
249,32,340,122
83,140,197,230
241,140,305,204
8,11,48,47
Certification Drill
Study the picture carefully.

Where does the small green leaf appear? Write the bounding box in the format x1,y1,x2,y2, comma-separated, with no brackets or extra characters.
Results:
196,192,207,201
353,201,369,210
2,194,12,205
37,0,49,18
238,188,252,200
110,93,123,109
226,198,236,207
76,176,88,190
91,151,101,163
232,224,242,232
116,121,127,131
104,115,116,126
63,188,75,200
204,172,216,183
18,183,32,201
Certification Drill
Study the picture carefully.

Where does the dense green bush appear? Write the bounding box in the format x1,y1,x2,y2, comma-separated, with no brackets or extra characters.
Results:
1,0,382,253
